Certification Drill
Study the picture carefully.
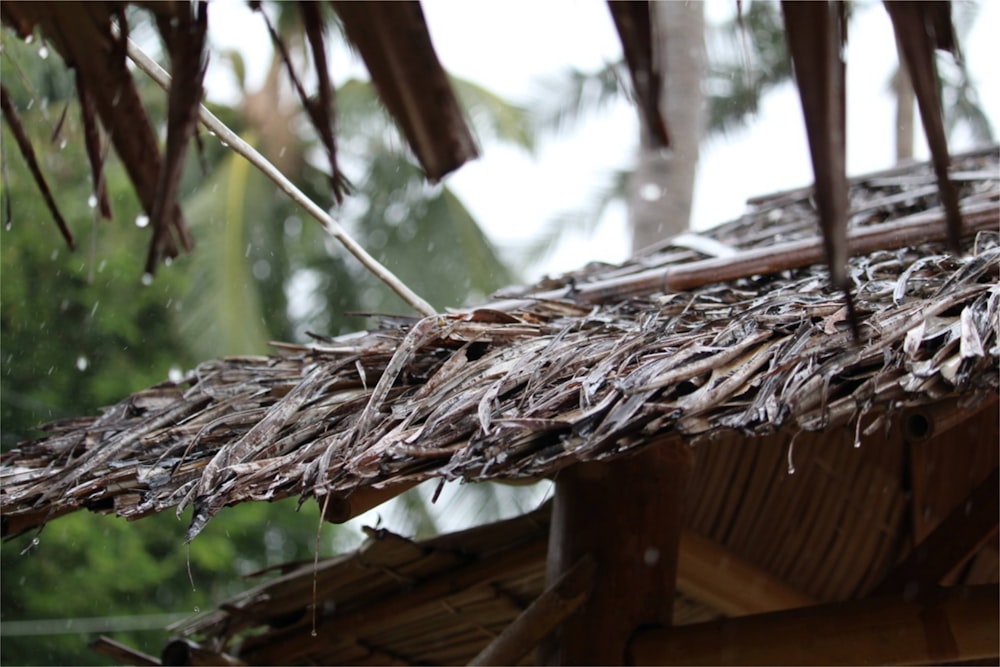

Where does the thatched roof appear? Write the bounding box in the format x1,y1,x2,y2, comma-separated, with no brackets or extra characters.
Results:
96,393,997,666
3,146,998,542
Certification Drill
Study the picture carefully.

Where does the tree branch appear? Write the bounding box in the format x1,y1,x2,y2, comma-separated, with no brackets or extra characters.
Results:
125,39,437,318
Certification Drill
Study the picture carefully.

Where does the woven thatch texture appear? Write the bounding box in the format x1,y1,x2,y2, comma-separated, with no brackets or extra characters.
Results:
160,402,996,666
1,148,998,540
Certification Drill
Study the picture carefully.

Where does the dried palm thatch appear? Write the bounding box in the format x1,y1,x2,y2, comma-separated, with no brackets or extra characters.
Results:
2,147,998,541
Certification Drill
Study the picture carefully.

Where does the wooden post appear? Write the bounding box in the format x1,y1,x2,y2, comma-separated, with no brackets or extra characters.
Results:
539,440,692,665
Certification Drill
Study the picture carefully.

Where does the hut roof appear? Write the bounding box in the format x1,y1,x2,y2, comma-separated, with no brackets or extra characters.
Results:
2,146,998,542
102,401,998,666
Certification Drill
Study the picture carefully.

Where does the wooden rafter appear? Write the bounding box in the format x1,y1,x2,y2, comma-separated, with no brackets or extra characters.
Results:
874,467,999,597
677,530,815,616
470,555,595,666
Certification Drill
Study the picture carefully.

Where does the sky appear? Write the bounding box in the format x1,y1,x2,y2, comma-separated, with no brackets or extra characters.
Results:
205,0,1000,282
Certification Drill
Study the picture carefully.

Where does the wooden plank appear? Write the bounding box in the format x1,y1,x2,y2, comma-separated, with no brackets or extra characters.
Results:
539,439,693,665
629,584,999,666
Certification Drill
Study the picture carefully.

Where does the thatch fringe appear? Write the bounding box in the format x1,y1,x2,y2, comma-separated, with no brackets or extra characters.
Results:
1,147,997,540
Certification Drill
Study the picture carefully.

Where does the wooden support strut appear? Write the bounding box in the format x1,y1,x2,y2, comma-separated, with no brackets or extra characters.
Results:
873,467,999,597
539,439,693,665
629,584,999,666
470,555,596,666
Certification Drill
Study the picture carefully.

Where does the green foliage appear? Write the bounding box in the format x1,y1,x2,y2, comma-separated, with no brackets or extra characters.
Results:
705,0,793,136
1,501,325,666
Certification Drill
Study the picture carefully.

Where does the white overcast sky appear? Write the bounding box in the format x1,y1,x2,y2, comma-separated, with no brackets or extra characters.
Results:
206,0,1000,281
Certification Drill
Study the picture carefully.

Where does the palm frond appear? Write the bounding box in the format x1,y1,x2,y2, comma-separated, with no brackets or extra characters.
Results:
530,62,626,137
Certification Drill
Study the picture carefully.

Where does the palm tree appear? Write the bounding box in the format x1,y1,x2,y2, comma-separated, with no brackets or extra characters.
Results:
526,0,993,261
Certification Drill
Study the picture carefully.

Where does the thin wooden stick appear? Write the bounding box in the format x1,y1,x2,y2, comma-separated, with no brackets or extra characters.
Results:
125,40,437,318
469,554,595,666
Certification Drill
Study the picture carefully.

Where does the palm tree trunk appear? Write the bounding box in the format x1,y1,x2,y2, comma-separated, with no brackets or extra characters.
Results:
628,1,706,252
893,38,915,163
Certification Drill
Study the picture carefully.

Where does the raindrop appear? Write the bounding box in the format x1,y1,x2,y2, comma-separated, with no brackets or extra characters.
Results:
853,440,862,449
639,183,662,201
643,547,661,566
75,355,89,371
284,216,302,238
193,606,200,613
38,45,49,59
25,35,35,44
786,432,799,475
87,194,98,209
219,140,228,148
135,214,150,228
20,536,40,555
252,259,271,281
97,259,107,273
141,272,154,286
245,243,252,258
4,220,11,231
164,256,173,267
26,99,34,110
168,366,184,383
311,630,318,638
59,139,67,150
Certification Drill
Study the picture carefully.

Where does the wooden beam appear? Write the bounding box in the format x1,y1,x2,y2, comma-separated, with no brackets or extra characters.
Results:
874,467,998,597
677,530,816,616
629,584,999,666
902,395,999,443
320,481,419,523
539,440,693,665
470,555,595,666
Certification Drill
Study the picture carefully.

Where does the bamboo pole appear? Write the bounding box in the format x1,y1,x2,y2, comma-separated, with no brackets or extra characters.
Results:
902,394,999,443
469,555,595,666
539,439,693,665
487,200,997,312
629,584,999,666
125,40,437,318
